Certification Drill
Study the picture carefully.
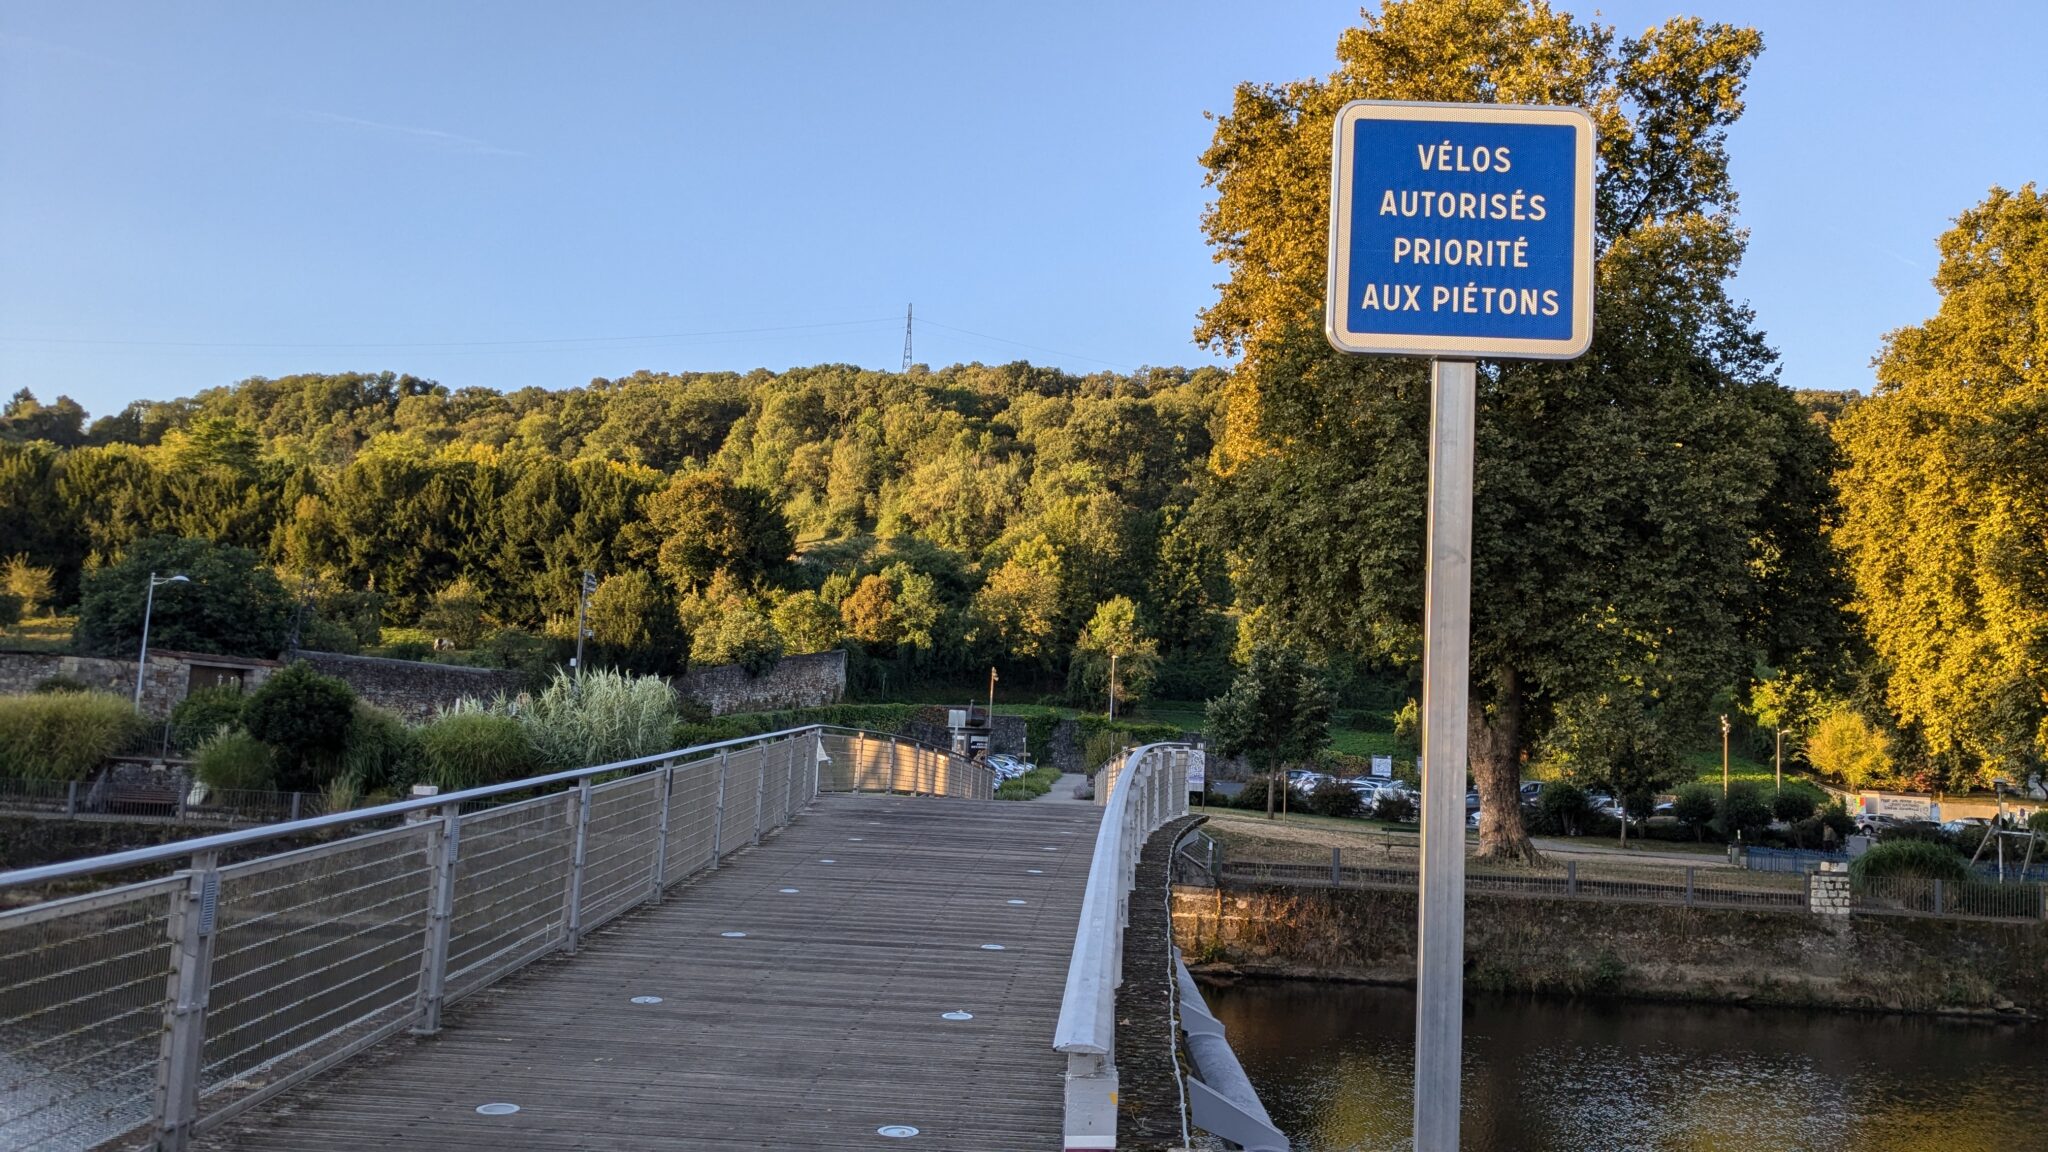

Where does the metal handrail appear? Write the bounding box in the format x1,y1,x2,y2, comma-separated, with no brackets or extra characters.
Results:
0,724,983,1152
1053,741,1191,1150
0,724,829,891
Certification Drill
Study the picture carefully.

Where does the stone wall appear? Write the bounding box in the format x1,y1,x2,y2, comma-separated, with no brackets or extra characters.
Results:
295,651,530,722
1174,882,2048,1017
0,649,278,717
675,649,846,716
901,712,1031,759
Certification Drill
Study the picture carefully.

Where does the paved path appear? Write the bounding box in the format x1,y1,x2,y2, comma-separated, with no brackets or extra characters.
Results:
1031,773,1094,804
199,792,1101,1152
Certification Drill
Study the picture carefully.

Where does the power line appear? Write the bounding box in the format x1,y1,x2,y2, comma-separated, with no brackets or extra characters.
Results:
915,317,1133,372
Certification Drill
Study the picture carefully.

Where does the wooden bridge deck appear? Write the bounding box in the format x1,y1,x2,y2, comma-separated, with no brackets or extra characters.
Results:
197,792,1102,1152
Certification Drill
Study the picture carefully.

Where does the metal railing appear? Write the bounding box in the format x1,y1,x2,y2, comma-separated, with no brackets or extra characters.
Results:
0,777,334,827
1852,874,2048,921
0,724,981,1152
1053,742,1191,1152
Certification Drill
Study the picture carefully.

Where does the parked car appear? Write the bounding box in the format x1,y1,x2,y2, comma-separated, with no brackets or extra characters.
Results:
1465,790,1481,813
1519,781,1545,802
1855,813,1901,837
1467,808,1483,829
1940,816,1992,836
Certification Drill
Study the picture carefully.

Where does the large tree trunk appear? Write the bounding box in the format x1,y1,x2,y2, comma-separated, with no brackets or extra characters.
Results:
1470,667,1541,865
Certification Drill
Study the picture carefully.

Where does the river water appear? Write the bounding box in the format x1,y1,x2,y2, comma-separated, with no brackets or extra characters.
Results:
1202,980,2047,1152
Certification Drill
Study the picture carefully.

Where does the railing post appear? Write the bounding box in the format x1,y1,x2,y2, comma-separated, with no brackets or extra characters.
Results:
1932,878,1944,917
710,750,730,868
752,743,769,845
809,730,822,801
66,779,78,816
563,778,591,954
1332,846,1343,887
152,850,220,1152
1685,866,1695,908
414,802,459,1035
650,763,675,904
174,770,188,822
1566,860,1577,897
289,791,302,822
787,737,803,819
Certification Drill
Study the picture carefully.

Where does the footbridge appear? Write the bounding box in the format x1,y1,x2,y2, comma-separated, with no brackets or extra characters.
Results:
0,726,1261,1151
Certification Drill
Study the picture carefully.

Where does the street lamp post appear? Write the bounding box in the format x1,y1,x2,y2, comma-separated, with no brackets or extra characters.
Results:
1721,714,1732,797
987,667,997,719
1775,727,1784,792
1108,653,1118,721
134,573,190,708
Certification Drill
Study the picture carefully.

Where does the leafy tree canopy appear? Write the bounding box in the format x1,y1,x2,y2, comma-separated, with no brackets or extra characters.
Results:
74,535,293,659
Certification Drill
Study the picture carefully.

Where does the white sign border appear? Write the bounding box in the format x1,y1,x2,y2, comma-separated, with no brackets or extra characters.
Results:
1324,99,1596,360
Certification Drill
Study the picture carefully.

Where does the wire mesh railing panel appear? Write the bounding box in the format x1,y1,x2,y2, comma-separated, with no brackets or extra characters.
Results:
199,827,432,1115
443,793,574,999
0,878,182,1152
663,758,721,884
576,774,665,931
887,741,915,793
762,737,796,830
816,732,854,791
720,747,765,851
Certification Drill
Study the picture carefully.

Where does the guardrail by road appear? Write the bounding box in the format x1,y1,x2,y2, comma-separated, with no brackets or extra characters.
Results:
0,724,985,1152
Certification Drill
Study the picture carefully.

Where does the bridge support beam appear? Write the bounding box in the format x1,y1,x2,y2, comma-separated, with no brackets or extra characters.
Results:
563,778,591,954
1061,1051,1118,1151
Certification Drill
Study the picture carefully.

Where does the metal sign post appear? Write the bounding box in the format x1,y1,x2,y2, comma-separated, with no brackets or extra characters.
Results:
1324,99,1594,1151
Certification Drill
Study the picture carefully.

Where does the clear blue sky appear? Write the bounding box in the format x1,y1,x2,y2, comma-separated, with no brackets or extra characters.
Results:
3,1,2043,419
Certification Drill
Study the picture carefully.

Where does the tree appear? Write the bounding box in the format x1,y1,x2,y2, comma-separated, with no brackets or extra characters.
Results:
643,472,792,591
1835,184,2048,793
1541,688,1681,845
1195,0,1845,861
74,536,293,659
970,535,1065,667
839,572,904,653
1070,596,1160,711
1672,782,1718,841
771,590,842,655
241,662,357,792
419,576,489,649
586,569,684,673
689,601,783,675
2,554,54,619
1205,644,1335,818
1803,705,1895,790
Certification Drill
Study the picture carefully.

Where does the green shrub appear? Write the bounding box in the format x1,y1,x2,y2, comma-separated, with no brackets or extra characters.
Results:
417,711,543,791
1851,839,1971,884
31,675,92,695
1232,775,1275,811
1817,800,1858,843
2031,811,2048,837
342,702,419,793
1537,781,1588,835
0,691,147,781
1083,729,1128,772
372,639,434,662
1672,782,1719,840
1373,788,1415,823
1771,782,1824,825
995,764,1061,800
0,591,21,628
1716,781,1772,841
171,687,247,752
1307,779,1364,819
242,663,357,791
194,728,276,793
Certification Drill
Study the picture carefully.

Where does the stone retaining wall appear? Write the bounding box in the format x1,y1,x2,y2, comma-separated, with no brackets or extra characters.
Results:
674,648,846,715
295,650,529,721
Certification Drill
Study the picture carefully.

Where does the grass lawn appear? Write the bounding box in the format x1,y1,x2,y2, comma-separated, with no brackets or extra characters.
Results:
1681,746,1780,785
0,616,75,653
995,763,1063,800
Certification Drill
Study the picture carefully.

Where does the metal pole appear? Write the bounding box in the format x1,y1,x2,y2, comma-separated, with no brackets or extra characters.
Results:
135,574,159,708
650,763,674,902
1722,714,1731,797
1108,653,1118,721
152,850,220,1152
1774,728,1783,792
414,803,458,1035
710,750,730,868
753,743,769,845
563,779,591,953
1413,357,1475,1152
574,570,592,681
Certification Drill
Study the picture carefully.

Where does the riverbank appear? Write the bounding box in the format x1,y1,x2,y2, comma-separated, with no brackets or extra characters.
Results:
1173,882,2048,1019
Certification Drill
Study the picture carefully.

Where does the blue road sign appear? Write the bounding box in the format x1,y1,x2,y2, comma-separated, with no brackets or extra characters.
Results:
1324,101,1594,359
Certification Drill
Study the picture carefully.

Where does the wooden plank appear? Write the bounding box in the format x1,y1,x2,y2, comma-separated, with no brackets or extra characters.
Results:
198,793,1100,1152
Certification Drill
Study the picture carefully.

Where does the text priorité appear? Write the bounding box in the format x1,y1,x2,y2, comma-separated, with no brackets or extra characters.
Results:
1356,139,1564,318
